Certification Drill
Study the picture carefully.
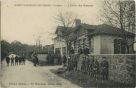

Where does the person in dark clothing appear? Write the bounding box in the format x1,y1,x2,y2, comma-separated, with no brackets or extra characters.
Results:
86,55,90,75
35,55,39,65
63,55,67,66
33,56,37,66
70,47,74,55
32,53,39,66
81,57,86,73
54,54,58,65
15,56,19,65
89,57,94,77
100,57,109,80
50,53,54,65
47,52,54,65
11,56,14,66
67,56,71,71
78,48,83,54
58,54,62,65
73,55,78,71
22,55,25,65
6,56,10,66
83,48,90,55
93,59,100,80
19,56,22,65
46,53,51,65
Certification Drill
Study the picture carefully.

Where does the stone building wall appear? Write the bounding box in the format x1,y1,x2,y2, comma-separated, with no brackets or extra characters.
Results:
76,54,135,84
89,54,135,84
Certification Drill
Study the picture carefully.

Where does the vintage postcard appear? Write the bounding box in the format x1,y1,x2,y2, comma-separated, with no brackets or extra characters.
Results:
1,0,136,88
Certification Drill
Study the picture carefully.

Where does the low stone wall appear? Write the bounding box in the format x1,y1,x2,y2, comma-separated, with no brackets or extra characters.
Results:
88,54,135,84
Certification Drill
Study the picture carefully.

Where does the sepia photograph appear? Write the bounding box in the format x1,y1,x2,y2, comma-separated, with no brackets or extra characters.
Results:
1,0,136,88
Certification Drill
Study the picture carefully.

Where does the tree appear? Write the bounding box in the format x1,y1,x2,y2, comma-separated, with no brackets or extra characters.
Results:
54,11,77,28
1,40,11,60
101,0,135,53
54,11,77,55
1,40,39,60
11,40,24,55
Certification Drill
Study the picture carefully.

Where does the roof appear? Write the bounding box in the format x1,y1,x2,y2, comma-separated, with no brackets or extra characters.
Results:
55,26,67,34
81,23,97,30
55,26,76,37
89,24,135,37
55,24,135,41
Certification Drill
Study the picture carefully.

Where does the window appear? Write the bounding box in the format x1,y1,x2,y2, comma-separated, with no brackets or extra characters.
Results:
55,48,61,54
62,47,66,55
114,39,126,54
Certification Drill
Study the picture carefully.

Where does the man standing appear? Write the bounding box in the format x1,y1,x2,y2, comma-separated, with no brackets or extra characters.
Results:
70,47,74,55
32,52,39,66
62,55,67,66
22,55,25,65
93,59,100,80
50,53,54,65
89,57,94,77
19,56,22,65
101,57,109,80
11,56,14,66
81,57,86,73
47,53,51,65
6,56,10,66
15,55,19,65
77,48,83,71
67,56,71,71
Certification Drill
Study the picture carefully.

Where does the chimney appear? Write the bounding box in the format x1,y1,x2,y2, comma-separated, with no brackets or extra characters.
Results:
75,19,81,27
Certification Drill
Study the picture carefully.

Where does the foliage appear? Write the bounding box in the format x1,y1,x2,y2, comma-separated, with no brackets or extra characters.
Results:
101,0,135,53
54,11,77,55
1,40,38,60
1,40,11,60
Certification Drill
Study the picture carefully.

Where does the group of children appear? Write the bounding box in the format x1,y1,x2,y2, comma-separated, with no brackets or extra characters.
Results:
6,55,26,66
67,48,109,80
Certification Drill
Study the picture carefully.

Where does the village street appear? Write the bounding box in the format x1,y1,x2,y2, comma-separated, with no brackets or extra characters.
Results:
1,60,80,88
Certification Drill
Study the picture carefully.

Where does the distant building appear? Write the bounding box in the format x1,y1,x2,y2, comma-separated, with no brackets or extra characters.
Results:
53,26,68,56
43,44,54,53
54,19,135,56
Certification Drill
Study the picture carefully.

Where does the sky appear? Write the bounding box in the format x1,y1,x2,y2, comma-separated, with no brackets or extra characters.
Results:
1,0,136,50
1,0,102,45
